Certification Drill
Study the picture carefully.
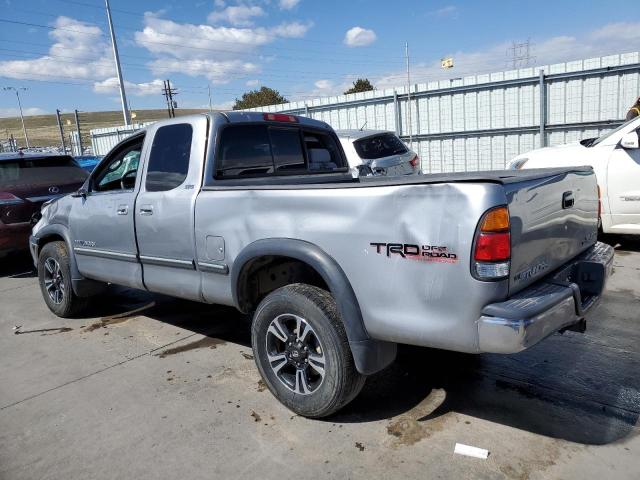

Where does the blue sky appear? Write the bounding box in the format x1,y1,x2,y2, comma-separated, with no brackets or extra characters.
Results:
1,0,639,117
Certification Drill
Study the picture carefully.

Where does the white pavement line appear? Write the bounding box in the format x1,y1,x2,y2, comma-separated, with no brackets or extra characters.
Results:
0,332,200,411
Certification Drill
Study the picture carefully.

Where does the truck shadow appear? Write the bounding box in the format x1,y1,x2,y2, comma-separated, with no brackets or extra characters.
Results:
6,254,635,447
334,292,640,445
87,286,638,446
600,233,640,253
81,286,252,348
0,251,37,278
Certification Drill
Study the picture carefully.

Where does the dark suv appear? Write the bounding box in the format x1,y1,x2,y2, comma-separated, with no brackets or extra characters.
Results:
0,153,87,257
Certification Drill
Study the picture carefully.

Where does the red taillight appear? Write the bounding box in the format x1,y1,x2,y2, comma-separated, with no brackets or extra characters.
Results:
473,206,511,279
409,155,419,167
597,184,601,219
0,192,24,205
474,232,511,261
263,113,298,123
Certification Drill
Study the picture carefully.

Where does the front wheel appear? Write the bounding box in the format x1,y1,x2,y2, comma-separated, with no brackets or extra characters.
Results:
38,241,89,318
251,283,365,418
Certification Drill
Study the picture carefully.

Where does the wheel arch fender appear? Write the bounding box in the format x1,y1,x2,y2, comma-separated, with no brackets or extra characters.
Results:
33,224,105,297
231,238,396,375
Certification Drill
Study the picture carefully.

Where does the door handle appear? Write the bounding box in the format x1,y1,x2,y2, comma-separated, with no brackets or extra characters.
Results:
139,205,154,216
116,205,129,215
562,191,574,209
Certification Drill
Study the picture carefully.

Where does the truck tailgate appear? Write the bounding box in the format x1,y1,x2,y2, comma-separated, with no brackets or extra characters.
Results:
505,169,599,294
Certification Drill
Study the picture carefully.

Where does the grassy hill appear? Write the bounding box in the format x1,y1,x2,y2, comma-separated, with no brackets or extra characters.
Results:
0,109,209,151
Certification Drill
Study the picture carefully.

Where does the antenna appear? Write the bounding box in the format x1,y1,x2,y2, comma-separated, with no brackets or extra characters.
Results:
359,121,367,131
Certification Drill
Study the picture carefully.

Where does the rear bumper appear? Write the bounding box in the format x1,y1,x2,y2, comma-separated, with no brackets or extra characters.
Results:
477,241,614,354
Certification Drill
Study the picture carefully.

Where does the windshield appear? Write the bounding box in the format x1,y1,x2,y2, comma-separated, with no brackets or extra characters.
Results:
589,117,639,147
353,133,408,159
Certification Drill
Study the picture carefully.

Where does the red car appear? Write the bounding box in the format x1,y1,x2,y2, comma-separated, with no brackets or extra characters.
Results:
0,153,88,257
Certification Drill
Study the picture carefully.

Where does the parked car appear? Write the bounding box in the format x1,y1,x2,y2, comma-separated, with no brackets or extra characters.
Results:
0,152,87,257
508,116,640,235
74,155,103,173
335,129,420,177
31,112,612,418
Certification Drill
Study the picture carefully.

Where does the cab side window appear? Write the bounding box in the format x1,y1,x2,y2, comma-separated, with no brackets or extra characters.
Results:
93,136,144,192
304,131,341,172
145,124,193,192
215,124,345,179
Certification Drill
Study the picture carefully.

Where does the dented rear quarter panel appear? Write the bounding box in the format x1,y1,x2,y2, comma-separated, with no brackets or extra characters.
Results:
194,181,509,353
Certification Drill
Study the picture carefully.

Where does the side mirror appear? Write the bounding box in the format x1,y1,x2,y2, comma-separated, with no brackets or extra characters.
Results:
620,131,639,149
71,187,87,198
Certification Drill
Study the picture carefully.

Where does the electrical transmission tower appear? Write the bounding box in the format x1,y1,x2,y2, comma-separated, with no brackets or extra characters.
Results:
506,39,535,69
162,80,178,118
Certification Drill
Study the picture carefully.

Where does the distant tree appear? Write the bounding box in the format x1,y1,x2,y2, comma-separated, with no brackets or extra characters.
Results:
344,78,375,95
233,87,288,110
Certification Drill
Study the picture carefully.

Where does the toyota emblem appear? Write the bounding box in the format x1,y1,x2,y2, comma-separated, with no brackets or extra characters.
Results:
49,186,60,194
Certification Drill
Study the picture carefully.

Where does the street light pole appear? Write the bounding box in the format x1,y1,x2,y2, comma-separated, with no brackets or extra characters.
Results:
3,87,30,149
405,41,413,146
105,0,130,126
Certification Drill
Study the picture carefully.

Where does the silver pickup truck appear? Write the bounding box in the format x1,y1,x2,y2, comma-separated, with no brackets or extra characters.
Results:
30,112,614,417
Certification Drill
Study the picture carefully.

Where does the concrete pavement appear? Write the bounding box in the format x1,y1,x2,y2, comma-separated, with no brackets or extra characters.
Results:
1,237,639,479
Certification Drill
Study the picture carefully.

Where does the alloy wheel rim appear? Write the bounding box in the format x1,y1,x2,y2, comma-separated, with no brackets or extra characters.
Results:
43,257,65,305
265,313,326,395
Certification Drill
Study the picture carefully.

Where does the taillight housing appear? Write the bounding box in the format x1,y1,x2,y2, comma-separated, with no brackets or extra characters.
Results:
409,155,419,168
472,206,511,280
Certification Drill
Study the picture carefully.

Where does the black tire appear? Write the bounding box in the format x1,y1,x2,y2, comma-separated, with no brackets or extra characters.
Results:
251,283,365,418
38,241,89,318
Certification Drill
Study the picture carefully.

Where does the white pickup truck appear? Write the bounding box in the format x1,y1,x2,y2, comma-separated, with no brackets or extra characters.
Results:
509,116,640,235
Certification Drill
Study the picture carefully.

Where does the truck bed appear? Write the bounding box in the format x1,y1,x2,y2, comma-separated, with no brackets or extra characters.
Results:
202,167,594,190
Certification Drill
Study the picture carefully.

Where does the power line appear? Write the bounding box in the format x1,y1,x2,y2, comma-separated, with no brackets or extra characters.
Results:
0,17,405,65
49,0,404,52
0,48,386,82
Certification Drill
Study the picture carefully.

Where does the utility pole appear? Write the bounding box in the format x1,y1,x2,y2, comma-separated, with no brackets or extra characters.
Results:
405,42,413,146
56,109,66,153
105,0,130,126
74,109,83,154
162,80,178,118
207,84,213,112
3,87,30,149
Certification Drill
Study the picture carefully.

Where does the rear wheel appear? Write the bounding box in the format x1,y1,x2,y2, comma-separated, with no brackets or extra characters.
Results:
251,283,365,418
38,241,89,318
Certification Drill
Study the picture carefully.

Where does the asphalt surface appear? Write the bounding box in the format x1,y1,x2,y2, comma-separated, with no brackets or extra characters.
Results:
1,236,639,479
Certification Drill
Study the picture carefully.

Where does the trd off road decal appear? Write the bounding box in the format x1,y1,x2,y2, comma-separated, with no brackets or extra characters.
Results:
370,242,458,264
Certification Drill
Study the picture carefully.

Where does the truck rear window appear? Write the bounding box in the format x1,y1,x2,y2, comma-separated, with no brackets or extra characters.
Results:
0,156,85,184
215,124,344,179
353,133,408,160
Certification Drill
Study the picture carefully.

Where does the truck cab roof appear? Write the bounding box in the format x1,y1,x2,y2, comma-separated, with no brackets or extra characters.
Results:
217,111,332,130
